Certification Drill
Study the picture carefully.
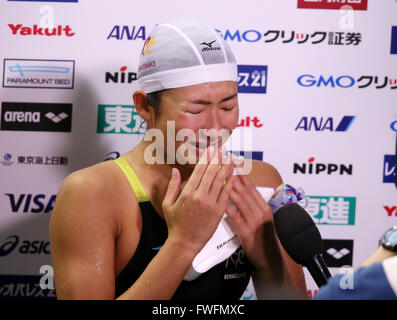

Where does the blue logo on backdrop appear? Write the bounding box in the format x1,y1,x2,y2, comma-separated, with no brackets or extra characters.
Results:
8,0,77,2
230,151,263,161
383,155,396,183
216,29,262,42
391,120,397,132
237,65,268,94
391,26,397,55
107,25,146,40
295,116,355,132
297,74,355,88
5,193,56,213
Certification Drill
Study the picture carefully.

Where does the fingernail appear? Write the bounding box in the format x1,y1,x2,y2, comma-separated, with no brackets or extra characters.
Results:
172,168,177,178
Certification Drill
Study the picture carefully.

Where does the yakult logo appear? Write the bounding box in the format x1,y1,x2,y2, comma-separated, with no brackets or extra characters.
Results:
8,24,75,37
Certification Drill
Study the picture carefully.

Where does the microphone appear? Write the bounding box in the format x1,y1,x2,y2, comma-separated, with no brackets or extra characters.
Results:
273,202,331,288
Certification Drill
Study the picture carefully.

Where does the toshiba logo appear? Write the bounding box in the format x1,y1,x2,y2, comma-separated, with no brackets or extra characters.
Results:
8,24,75,37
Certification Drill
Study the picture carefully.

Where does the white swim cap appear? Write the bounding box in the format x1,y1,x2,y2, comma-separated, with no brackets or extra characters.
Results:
137,20,238,93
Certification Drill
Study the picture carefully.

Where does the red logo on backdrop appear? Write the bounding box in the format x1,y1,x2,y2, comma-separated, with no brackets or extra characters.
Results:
236,116,263,128
297,0,368,11
8,24,75,37
384,206,397,217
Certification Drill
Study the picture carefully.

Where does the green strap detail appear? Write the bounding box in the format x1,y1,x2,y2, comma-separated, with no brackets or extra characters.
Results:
114,157,150,203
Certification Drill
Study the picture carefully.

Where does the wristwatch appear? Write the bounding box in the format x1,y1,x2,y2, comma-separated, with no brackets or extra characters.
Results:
379,226,397,252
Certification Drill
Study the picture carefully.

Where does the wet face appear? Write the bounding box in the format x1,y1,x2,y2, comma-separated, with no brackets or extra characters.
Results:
149,81,239,166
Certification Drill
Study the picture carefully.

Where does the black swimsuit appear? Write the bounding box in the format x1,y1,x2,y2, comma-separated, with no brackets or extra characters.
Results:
113,157,251,300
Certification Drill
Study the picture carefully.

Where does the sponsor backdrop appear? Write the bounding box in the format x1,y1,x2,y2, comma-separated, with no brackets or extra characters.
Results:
0,0,396,300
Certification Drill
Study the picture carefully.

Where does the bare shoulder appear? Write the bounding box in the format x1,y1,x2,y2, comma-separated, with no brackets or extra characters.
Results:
50,160,128,234
246,159,283,190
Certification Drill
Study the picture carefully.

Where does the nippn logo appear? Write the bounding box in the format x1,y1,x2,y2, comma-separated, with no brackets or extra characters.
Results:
142,36,155,55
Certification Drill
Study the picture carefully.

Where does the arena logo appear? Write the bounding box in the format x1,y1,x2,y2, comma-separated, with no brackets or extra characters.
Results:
297,0,368,11
0,102,72,132
107,25,146,40
0,235,50,257
105,66,137,84
305,196,356,225
8,24,75,37
237,65,267,94
3,59,75,89
383,155,396,183
97,105,145,134
295,116,355,132
323,239,354,268
392,26,397,55
293,157,353,175
384,206,397,217
5,193,56,213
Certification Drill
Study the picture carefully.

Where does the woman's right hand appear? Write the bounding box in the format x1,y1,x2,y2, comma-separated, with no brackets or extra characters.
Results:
161,147,236,255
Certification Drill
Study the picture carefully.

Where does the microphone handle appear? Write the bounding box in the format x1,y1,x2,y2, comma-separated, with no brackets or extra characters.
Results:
304,254,332,288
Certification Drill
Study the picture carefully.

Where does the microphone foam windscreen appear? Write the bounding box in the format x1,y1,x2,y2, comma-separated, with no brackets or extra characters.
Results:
273,203,324,265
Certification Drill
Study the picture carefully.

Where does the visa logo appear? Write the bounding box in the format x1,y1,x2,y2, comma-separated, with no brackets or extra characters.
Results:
237,65,267,94
5,193,56,213
295,116,355,132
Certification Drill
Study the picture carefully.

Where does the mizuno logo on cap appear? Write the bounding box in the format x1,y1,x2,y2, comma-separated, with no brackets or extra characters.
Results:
200,40,221,52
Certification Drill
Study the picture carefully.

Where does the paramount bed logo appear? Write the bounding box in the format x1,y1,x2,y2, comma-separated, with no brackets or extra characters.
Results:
2,59,75,89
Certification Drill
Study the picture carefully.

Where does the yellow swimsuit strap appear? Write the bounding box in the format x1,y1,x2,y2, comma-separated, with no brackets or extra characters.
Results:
114,157,150,203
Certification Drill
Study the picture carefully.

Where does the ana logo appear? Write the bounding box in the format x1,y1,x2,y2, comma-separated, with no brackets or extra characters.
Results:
297,0,368,11
297,74,355,88
305,196,356,225
141,36,156,55
5,193,56,213
293,157,353,175
3,59,75,89
97,105,145,134
107,25,146,40
0,102,72,132
323,239,354,267
383,155,396,183
384,206,397,217
295,116,355,132
105,66,137,84
236,116,263,128
0,235,50,256
392,26,397,55
238,65,267,94
8,24,75,37
200,40,221,52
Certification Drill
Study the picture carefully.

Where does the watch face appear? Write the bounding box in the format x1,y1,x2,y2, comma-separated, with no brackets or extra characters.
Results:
383,226,397,250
